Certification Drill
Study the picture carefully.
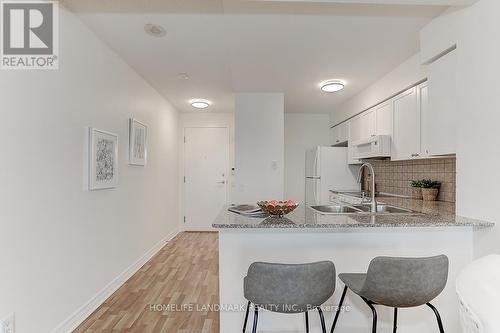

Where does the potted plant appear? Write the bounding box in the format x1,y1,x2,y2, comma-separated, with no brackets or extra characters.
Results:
420,179,441,201
410,180,423,199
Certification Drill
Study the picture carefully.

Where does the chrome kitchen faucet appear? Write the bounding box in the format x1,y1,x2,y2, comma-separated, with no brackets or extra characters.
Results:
357,162,377,213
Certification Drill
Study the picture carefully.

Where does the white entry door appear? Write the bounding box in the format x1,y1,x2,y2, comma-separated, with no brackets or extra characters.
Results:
184,127,229,231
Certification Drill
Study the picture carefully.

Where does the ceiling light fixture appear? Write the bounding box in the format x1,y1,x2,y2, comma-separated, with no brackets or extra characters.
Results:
144,24,166,37
190,99,211,109
320,80,345,93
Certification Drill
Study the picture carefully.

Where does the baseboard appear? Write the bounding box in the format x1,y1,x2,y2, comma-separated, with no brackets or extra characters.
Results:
51,229,179,333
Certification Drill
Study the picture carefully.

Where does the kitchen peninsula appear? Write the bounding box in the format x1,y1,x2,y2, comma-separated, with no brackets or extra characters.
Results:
213,198,493,333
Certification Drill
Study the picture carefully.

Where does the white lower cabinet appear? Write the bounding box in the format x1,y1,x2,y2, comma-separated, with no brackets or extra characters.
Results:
391,86,421,161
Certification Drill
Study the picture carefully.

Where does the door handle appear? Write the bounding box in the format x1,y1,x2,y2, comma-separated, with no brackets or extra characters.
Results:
216,180,226,184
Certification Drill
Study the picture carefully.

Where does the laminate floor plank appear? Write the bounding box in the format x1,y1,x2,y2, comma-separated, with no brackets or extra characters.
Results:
74,232,219,333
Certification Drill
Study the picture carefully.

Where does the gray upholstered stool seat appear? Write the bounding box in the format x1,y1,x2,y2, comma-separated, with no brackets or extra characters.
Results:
243,261,335,333
331,255,449,333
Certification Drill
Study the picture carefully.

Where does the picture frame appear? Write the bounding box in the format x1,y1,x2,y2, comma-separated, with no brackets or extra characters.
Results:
89,128,118,190
128,118,148,166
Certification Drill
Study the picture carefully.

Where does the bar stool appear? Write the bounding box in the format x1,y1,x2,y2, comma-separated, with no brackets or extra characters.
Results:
331,255,449,333
243,261,336,333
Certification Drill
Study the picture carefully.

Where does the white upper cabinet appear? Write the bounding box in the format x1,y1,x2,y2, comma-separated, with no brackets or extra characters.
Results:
419,82,430,156
347,102,391,145
361,108,377,138
349,114,364,142
339,122,349,144
330,121,349,146
391,86,421,161
347,116,363,164
422,50,457,156
349,107,376,143
331,125,341,145
375,101,392,136
341,49,456,162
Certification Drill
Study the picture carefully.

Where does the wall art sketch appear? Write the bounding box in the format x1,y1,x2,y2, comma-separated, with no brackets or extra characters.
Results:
129,119,148,166
89,128,118,190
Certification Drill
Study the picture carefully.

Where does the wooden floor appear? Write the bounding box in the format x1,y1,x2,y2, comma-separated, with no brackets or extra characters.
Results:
75,232,219,333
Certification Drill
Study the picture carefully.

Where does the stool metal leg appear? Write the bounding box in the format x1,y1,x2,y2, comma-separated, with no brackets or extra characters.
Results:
243,301,251,333
361,297,377,333
305,311,309,333
317,307,327,333
252,306,259,333
426,303,445,333
393,308,398,333
331,285,348,333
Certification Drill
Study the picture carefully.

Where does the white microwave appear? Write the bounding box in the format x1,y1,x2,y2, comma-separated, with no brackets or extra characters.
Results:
351,135,391,159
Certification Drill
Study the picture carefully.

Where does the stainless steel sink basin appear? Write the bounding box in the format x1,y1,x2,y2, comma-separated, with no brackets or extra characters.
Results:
310,205,361,214
352,204,414,214
310,203,418,215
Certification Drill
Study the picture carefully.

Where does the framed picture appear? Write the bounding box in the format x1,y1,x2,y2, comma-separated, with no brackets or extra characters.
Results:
89,128,118,190
128,118,148,166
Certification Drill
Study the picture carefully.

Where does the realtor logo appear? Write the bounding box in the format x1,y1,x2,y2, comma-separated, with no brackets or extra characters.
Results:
1,1,59,69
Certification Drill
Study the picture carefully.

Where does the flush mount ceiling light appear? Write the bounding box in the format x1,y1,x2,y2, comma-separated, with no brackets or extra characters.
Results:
144,24,166,37
320,80,345,93
190,99,211,109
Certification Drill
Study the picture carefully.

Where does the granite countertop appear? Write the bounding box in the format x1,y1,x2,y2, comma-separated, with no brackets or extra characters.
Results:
212,195,495,229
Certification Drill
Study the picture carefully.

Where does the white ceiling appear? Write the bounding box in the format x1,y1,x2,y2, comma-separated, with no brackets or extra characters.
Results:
64,1,447,113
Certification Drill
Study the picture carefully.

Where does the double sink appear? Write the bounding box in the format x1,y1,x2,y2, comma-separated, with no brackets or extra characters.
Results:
310,203,417,215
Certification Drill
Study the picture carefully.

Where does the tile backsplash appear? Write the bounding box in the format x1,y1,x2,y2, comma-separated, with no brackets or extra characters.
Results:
362,157,456,202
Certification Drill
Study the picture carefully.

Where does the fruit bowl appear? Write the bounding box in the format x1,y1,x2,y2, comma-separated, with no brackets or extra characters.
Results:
256,200,299,217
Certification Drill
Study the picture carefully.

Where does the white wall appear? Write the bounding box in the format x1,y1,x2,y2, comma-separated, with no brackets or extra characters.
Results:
418,0,500,258
284,114,331,203
178,113,235,228
330,53,427,126
177,112,327,208
234,93,284,203
451,0,500,257
0,7,179,333
420,7,463,64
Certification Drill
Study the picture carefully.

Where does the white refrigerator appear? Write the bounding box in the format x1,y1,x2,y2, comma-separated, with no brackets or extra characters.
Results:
305,146,360,205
